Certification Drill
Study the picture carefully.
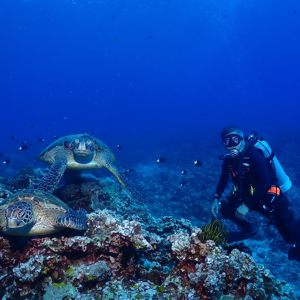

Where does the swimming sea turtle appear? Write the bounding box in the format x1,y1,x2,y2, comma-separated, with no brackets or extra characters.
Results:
34,133,142,201
0,189,87,236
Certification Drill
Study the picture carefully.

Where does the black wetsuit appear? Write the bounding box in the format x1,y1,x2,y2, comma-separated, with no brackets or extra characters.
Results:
214,146,299,245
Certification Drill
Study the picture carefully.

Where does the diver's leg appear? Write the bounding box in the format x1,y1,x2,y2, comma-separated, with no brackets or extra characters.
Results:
272,194,297,244
270,194,300,261
220,196,257,243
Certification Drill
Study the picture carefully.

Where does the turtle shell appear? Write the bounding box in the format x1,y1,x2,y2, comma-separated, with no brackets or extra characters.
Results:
37,133,115,165
0,189,69,212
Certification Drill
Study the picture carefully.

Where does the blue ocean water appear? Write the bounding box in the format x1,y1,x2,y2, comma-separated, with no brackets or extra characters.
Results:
0,0,300,293
1,0,299,164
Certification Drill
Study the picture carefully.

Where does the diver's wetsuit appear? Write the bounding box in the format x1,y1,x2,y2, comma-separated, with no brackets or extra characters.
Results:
214,146,299,245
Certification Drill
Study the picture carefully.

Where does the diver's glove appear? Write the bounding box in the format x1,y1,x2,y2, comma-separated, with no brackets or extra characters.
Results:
235,203,249,220
211,198,219,217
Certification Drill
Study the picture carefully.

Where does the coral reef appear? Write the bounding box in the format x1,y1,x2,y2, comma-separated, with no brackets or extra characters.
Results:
0,208,295,299
0,162,297,299
10,166,35,190
0,184,12,201
225,242,252,256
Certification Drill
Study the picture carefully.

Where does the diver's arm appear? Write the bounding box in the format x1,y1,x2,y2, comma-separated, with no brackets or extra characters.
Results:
243,151,271,209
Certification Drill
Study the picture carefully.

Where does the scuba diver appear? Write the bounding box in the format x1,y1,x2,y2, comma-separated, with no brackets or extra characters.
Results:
211,125,300,262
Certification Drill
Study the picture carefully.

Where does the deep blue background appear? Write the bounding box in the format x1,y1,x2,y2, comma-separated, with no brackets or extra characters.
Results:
0,0,299,173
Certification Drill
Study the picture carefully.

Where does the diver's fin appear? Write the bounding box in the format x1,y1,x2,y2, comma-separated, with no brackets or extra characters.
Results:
31,160,68,193
288,244,300,262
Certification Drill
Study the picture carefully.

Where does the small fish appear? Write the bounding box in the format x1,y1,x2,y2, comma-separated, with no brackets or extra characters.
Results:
11,135,15,139
180,182,185,187
157,157,165,163
29,124,34,127
37,139,45,142
19,145,30,150
3,159,10,164
117,145,122,150
194,160,202,166
182,170,187,175
54,135,58,139
127,169,134,172
23,141,32,147
90,130,93,134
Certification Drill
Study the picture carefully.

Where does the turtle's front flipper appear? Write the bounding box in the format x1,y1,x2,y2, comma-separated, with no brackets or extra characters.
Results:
56,208,87,230
104,162,145,205
32,160,68,193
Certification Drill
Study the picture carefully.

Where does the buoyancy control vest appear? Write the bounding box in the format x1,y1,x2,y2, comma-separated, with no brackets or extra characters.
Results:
247,132,292,193
219,132,292,196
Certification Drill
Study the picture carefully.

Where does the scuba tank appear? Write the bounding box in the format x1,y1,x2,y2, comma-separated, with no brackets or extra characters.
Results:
247,132,292,193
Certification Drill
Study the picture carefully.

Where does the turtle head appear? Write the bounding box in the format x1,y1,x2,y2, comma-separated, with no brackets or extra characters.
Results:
5,201,34,229
71,137,95,164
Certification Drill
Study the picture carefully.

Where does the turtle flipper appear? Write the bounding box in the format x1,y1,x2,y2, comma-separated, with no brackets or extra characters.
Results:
105,162,145,204
56,208,87,230
32,160,68,193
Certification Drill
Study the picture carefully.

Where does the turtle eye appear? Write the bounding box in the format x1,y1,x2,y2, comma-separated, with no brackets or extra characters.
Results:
75,139,80,144
18,210,26,219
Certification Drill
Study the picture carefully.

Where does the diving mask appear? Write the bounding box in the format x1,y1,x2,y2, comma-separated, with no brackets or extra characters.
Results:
222,134,243,147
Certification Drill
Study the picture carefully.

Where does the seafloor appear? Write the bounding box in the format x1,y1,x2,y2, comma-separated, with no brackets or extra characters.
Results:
0,133,300,299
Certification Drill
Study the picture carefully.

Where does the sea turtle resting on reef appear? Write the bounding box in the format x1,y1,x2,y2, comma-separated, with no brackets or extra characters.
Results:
34,133,142,201
0,189,87,236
